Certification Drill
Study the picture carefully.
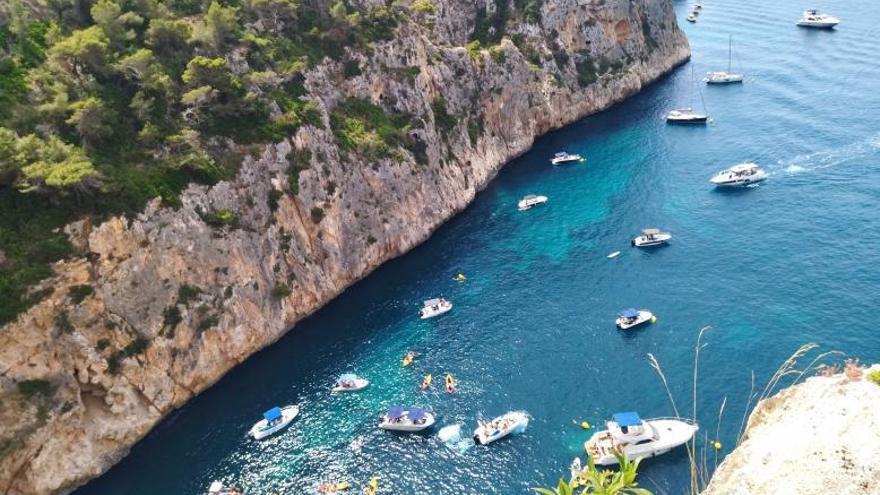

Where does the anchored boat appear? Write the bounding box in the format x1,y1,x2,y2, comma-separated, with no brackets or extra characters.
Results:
706,36,744,84
584,411,698,465
378,406,435,432
615,308,655,330
207,481,242,495
797,9,840,28
249,405,299,440
632,228,671,247
551,152,583,165
331,373,369,393
419,298,452,319
518,194,548,211
473,411,529,445
710,162,768,187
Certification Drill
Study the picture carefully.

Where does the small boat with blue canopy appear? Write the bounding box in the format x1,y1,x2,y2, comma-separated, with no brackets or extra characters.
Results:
249,404,299,440
331,373,369,393
615,308,654,330
378,406,435,432
584,411,698,465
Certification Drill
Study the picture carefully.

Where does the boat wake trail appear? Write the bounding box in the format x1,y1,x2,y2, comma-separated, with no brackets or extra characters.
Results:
773,132,880,175
438,424,475,454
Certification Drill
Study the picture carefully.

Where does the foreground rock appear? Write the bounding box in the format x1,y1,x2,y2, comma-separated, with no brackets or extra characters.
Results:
0,1,688,493
702,367,880,495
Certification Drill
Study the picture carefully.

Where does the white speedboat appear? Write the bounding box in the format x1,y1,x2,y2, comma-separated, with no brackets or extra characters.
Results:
615,308,654,330
419,298,452,319
518,194,548,211
686,13,696,23
797,9,840,28
551,152,583,165
379,406,435,432
666,108,707,124
706,36,744,84
249,405,299,440
710,162,768,187
331,373,369,393
584,412,698,465
473,411,529,445
632,228,671,247
207,481,242,495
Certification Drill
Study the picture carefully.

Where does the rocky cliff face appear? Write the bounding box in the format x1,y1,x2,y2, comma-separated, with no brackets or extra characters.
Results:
702,367,880,495
0,1,688,493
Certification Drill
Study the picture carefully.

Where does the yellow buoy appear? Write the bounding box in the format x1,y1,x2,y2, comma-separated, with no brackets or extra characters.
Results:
581,421,591,429
651,316,657,323
713,441,722,450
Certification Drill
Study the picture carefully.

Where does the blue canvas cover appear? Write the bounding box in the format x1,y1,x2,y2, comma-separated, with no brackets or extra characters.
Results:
619,308,640,318
612,411,642,427
408,408,427,421
387,406,405,419
264,407,282,422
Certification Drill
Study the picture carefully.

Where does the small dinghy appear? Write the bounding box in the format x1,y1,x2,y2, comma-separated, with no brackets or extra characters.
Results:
379,406,435,432
632,228,671,247
332,373,369,393
207,481,242,495
686,13,697,22
473,411,530,445
518,194,548,211
551,151,584,165
710,162,768,187
616,308,655,330
797,9,840,28
607,251,621,259
666,108,707,123
419,298,452,319
249,405,299,440
584,411,698,465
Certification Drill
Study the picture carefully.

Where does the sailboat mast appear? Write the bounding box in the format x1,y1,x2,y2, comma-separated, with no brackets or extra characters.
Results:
728,35,732,72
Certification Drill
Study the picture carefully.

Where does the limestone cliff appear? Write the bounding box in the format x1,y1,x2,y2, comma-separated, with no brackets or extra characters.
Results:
0,1,688,493
702,367,880,495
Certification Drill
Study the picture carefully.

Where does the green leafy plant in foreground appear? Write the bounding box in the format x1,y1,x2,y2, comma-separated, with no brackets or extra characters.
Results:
535,451,651,495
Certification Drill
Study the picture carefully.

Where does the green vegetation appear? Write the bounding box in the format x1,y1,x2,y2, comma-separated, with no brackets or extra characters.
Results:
467,117,483,145
0,0,409,325
16,379,55,399
868,369,880,386
54,310,73,333
96,338,111,352
163,305,182,328
330,97,413,160
286,147,311,195
122,336,149,357
411,0,437,15
576,59,599,87
535,451,651,495
271,282,292,298
431,97,458,135
310,206,325,224
68,284,94,304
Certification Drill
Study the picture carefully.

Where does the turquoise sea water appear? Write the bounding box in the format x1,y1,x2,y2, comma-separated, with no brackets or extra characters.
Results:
76,1,880,493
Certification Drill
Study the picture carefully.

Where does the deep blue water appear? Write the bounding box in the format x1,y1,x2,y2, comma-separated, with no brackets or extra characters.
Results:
76,1,880,494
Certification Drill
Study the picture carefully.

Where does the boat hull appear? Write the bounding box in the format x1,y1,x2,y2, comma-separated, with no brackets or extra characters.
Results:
473,412,529,445
585,418,698,465
332,378,369,393
632,234,671,247
420,304,452,319
797,20,839,28
249,405,299,440
616,311,654,330
379,413,436,432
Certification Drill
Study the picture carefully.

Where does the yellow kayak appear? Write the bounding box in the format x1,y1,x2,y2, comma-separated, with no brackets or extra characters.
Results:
362,477,379,495
420,374,432,390
318,482,350,493
402,351,416,367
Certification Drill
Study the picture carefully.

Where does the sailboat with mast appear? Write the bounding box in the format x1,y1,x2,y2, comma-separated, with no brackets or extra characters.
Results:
705,36,743,84
666,66,709,124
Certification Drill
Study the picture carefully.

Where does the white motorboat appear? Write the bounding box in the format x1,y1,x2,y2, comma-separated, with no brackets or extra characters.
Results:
706,36,744,85
693,3,702,10
518,194,548,211
615,308,654,330
632,228,671,247
551,152,583,165
379,406,435,432
331,373,369,393
207,481,242,495
584,412,698,465
666,108,707,123
249,405,299,440
473,411,529,445
686,13,696,23
797,9,840,28
710,162,768,187
419,298,452,319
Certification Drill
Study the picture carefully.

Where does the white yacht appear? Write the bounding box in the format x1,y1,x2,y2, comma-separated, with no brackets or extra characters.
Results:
207,481,242,495
551,152,583,165
632,228,671,247
706,36,744,84
518,194,548,211
710,162,768,187
249,405,299,440
419,298,452,319
615,308,655,330
379,407,435,432
331,373,369,393
797,9,840,28
686,13,697,23
473,411,530,445
585,412,698,465
666,108,707,123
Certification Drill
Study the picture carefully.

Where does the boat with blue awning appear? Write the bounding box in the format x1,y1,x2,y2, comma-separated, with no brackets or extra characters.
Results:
615,308,655,330
249,405,299,440
378,406,435,432
584,411,698,465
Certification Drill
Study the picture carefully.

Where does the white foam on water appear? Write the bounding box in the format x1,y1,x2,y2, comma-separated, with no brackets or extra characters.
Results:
773,132,880,175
